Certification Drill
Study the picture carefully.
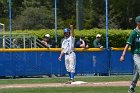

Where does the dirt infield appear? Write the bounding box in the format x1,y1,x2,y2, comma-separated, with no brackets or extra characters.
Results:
0,81,140,89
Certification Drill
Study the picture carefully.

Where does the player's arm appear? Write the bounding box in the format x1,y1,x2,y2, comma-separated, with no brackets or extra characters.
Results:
120,44,129,62
79,38,85,47
120,30,133,62
70,25,74,37
58,46,69,61
58,51,64,61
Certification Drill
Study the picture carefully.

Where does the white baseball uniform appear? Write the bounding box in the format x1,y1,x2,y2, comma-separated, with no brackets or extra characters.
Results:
61,36,76,73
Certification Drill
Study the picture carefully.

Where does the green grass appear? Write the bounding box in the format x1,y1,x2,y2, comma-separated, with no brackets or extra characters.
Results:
0,76,135,93
0,86,140,93
0,75,132,85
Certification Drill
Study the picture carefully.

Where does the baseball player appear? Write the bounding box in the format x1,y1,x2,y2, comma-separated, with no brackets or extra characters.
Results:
120,16,140,93
58,25,76,84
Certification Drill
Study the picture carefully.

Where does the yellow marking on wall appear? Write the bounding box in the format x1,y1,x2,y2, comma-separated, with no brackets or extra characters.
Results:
0,48,104,52
0,48,130,52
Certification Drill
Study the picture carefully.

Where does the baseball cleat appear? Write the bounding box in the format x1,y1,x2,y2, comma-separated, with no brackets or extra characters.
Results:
65,79,74,84
128,88,135,93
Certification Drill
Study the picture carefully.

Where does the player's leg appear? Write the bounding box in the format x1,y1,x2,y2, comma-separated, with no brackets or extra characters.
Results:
65,53,76,84
129,70,139,93
64,55,72,83
65,56,69,72
128,54,140,93
69,52,76,81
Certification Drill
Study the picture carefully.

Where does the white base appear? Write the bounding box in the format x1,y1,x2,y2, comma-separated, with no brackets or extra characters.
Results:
71,81,87,84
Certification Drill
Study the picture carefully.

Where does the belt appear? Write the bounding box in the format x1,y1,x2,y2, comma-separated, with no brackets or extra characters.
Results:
65,52,73,55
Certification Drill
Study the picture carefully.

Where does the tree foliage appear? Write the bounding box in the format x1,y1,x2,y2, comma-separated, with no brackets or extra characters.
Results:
13,0,54,30
13,7,54,30
0,0,140,30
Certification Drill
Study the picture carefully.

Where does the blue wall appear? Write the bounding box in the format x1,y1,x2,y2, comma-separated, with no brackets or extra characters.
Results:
110,50,133,74
0,48,133,76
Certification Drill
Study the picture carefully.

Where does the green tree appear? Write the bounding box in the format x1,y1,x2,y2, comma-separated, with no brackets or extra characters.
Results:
13,0,54,30
12,0,24,18
108,4,121,29
83,0,96,29
0,0,9,18
1,0,140,30
58,0,76,28
95,0,105,28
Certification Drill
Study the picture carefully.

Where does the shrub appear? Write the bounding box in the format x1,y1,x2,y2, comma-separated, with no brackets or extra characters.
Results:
5,29,131,48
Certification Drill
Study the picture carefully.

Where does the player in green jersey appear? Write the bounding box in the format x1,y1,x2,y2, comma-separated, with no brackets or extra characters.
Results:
120,16,140,93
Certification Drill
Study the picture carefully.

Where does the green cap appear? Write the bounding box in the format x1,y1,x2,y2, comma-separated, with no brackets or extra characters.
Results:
135,16,140,23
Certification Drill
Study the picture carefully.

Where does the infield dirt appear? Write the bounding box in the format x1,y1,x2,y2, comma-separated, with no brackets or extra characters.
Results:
0,81,140,89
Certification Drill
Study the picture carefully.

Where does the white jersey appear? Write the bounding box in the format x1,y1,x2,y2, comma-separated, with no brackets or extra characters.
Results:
61,36,75,54
61,36,76,73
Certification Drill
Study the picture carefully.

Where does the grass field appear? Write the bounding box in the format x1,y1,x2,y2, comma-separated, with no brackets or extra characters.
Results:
0,75,132,84
0,86,140,93
0,75,139,93
0,87,130,93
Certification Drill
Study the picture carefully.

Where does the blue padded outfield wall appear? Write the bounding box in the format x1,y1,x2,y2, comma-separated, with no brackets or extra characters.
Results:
110,48,133,74
0,48,133,76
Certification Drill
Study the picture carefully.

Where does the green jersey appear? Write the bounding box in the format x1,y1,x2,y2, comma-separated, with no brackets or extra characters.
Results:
127,29,140,54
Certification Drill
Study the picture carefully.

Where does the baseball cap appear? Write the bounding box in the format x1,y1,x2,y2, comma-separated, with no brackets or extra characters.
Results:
135,16,140,23
45,34,50,38
96,34,101,38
